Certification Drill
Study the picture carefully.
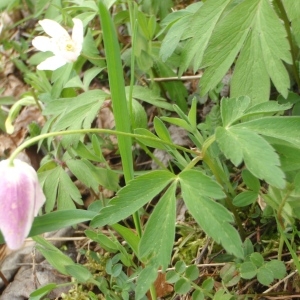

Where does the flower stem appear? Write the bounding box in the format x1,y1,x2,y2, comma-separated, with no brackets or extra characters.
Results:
9,128,197,165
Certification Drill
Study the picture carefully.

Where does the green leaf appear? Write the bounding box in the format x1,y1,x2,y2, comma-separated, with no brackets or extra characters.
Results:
139,183,176,271
265,260,286,279
65,264,93,283
230,24,270,104
231,0,292,102
154,117,172,142
131,99,148,129
39,166,60,213
174,278,191,295
233,191,258,207
216,127,285,188
125,86,174,111
83,67,104,91
161,116,192,132
243,238,254,258
74,141,104,163
29,210,96,237
135,265,158,300
64,75,84,90
185,265,199,281
34,236,75,275
243,102,292,118
188,98,198,129
273,143,300,172
166,270,180,283
29,283,57,300
235,116,300,148
240,262,257,279
200,0,257,95
202,0,291,99
134,128,168,150
242,169,260,192
67,159,101,192
39,166,83,211
85,230,119,253
201,277,214,291
0,0,13,9
179,0,232,74
82,29,104,66
57,166,83,209
179,170,244,259
257,266,274,286
220,263,240,287
220,96,251,127
111,263,122,277
111,224,140,258
250,252,264,268
192,290,204,300
213,289,232,300
159,8,196,62
175,261,186,274
179,170,225,199
91,170,175,227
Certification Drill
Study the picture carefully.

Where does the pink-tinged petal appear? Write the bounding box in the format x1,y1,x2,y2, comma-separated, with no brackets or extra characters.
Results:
37,55,67,70
12,160,46,216
32,36,54,52
72,18,83,49
0,159,45,250
38,19,69,39
34,182,46,216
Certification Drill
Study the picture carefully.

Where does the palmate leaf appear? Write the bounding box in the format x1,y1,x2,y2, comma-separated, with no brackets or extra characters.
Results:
216,127,285,189
139,182,177,271
221,96,251,127
42,90,107,146
167,0,291,102
39,166,83,212
231,0,292,103
200,0,257,94
230,23,270,104
202,0,291,101
179,0,231,74
91,170,175,227
179,170,244,259
235,116,300,148
159,5,200,62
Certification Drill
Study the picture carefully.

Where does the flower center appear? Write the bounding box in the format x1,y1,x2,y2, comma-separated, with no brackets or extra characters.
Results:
64,42,75,52
56,35,76,52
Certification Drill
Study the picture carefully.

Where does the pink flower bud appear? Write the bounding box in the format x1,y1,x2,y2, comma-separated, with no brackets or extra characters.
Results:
0,159,46,250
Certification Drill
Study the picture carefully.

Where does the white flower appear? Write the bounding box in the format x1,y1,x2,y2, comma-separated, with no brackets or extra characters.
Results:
0,159,46,250
32,18,83,70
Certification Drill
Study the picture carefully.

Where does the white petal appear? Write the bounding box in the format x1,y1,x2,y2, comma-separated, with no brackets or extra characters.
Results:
37,55,67,70
32,36,54,52
72,18,84,48
59,50,80,62
39,19,69,39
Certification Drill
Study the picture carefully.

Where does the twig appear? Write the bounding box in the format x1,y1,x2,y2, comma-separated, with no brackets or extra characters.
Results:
0,271,9,287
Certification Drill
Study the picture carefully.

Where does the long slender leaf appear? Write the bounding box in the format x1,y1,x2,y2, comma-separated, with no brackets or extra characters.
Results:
98,2,134,183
